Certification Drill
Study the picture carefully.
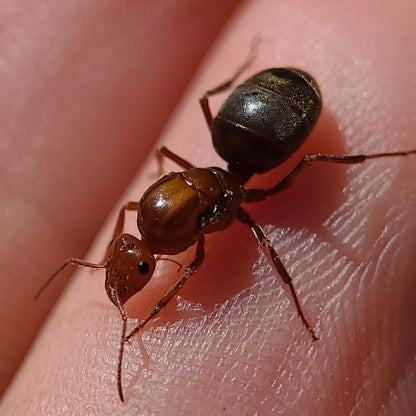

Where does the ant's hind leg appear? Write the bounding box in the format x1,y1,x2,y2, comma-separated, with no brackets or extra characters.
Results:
158,39,260,171
199,38,259,129
237,208,319,341
244,150,416,202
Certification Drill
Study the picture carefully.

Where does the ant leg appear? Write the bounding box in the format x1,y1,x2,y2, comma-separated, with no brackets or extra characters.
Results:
245,150,416,202
98,201,139,264
110,201,139,239
237,208,319,341
125,235,205,342
34,258,106,300
156,146,195,174
199,38,259,129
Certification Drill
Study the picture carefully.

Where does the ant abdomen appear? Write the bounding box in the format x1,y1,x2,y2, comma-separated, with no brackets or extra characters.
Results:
212,68,322,178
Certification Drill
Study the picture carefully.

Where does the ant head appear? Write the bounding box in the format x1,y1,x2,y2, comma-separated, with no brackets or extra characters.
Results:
105,233,155,306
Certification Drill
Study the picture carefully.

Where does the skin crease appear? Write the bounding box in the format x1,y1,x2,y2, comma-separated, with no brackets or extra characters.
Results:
1,0,416,415
0,0,243,400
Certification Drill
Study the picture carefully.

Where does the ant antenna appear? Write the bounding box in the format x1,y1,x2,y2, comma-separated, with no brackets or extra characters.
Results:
35,259,106,301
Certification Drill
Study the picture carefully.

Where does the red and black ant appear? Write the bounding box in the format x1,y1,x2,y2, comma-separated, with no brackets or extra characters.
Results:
36,53,416,401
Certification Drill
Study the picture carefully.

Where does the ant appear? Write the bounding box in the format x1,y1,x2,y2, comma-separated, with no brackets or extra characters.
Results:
36,49,416,402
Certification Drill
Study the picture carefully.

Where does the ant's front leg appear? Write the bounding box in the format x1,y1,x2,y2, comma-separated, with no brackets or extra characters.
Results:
125,235,205,342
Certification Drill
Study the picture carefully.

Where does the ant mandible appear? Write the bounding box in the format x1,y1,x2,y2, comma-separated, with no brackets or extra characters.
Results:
36,48,416,402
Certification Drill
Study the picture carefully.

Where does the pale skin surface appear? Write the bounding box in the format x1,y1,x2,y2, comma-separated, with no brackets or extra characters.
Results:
1,0,416,415
0,0,242,400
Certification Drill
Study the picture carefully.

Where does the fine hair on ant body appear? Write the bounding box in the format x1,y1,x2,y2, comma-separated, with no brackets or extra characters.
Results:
35,47,416,402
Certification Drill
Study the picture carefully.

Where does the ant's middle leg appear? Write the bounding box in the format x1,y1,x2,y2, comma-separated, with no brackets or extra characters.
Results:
98,201,139,264
111,201,139,238
156,146,195,173
244,150,416,202
237,208,319,341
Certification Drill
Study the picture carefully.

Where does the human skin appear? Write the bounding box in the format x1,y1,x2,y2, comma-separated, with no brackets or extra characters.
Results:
1,0,416,415
0,0,242,401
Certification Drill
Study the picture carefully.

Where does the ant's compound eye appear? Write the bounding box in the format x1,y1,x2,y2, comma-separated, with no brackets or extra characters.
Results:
138,260,149,275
